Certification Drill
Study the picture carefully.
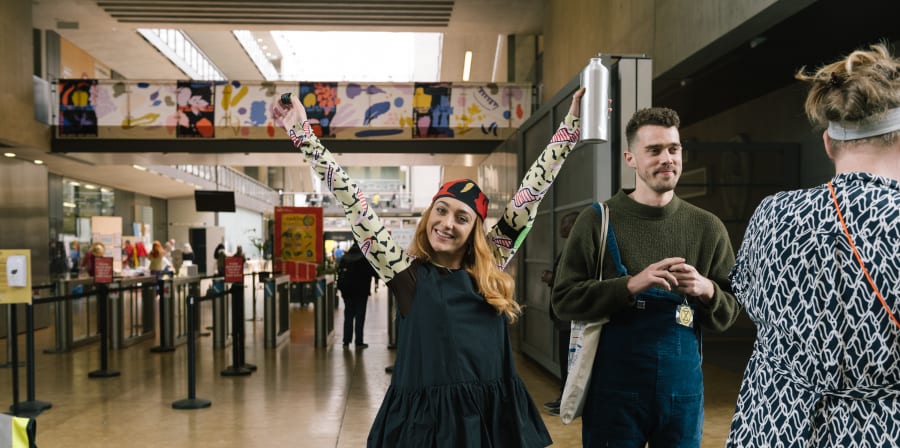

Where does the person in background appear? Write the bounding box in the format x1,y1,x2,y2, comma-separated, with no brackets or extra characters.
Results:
273,88,589,447
552,106,741,447
539,210,579,416
123,240,135,269
148,240,169,276
181,243,195,263
49,240,69,279
69,240,81,275
164,240,175,260
81,241,106,277
726,42,900,447
214,243,226,275
337,243,377,349
234,245,247,263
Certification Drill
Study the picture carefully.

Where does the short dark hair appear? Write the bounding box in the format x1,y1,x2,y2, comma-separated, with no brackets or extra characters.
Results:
625,107,681,149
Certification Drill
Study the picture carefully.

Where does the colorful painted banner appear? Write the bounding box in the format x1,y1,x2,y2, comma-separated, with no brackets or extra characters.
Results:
274,206,323,282
412,82,454,138
59,79,99,136
56,80,532,141
175,81,215,138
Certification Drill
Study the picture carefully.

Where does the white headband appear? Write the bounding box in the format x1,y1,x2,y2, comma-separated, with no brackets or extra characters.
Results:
827,107,900,140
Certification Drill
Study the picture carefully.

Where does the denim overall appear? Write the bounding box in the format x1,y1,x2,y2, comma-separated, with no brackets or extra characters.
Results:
582,218,703,448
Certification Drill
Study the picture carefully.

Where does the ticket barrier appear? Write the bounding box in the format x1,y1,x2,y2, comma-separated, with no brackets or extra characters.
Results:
210,279,230,349
45,277,99,353
151,275,201,352
263,275,291,348
314,275,336,348
109,276,156,349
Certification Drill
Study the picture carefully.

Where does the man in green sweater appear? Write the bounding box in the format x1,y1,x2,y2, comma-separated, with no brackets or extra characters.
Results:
551,107,740,447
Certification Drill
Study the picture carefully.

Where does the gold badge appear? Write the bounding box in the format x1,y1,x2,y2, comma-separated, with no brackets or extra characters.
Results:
676,304,694,328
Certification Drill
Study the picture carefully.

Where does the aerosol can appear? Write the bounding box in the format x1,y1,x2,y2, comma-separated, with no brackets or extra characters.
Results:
580,55,610,142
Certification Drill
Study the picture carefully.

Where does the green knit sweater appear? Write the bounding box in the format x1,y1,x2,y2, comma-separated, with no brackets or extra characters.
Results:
551,190,741,332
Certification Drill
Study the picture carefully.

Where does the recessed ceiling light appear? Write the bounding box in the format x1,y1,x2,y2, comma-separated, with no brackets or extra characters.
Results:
3,152,15,158
34,159,44,165
84,184,98,190
133,164,147,171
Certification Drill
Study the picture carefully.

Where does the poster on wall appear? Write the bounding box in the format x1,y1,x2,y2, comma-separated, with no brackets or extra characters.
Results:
174,81,215,138
0,250,32,304
59,79,99,136
274,207,323,282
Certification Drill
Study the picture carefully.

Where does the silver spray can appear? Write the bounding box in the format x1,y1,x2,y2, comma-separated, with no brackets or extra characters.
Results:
580,56,610,142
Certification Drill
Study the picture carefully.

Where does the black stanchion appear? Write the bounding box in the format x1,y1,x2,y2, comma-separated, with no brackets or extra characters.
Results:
8,304,21,413
1,305,25,368
248,271,258,321
221,283,254,376
89,284,119,378
150,277,174,353
10,303,52,416
173,296,211,410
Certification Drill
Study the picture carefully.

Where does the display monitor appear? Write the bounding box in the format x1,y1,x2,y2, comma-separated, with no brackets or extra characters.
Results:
194,190,236,212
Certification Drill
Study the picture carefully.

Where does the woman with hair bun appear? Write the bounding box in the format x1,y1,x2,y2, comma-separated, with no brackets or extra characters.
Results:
727,42,900,447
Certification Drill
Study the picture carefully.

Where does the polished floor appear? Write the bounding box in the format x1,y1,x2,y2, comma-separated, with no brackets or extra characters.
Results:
0,284,751,447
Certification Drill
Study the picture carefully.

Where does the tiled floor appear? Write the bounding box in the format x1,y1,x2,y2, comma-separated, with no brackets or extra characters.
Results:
0,286,749,447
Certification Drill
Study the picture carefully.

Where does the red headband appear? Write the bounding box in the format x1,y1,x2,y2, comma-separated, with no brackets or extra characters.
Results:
432,179,488,221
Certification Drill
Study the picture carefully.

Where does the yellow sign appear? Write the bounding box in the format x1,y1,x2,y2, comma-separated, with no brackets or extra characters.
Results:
0,250,32,304
280,213,317,262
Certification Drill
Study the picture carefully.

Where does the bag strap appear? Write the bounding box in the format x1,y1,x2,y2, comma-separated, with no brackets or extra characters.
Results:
828,181,900,331
591,202,609,280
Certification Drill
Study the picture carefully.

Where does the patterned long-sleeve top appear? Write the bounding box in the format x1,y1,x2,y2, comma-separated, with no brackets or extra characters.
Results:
726,172,900,447
287,115,581,282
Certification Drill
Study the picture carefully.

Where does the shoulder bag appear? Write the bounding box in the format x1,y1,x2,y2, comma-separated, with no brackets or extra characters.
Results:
559,202,610,424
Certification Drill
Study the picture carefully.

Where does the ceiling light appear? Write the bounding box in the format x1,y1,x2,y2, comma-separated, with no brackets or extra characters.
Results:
262,45,268,50
69,181,81,186
257,38,263,42
34,159,44,165
84,184,98,190
3,152,15,158
133,164,147,171
462,51,472,82
63,202,76,208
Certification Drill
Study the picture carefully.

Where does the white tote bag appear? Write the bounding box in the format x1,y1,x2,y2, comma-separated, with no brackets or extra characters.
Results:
559,202,609,425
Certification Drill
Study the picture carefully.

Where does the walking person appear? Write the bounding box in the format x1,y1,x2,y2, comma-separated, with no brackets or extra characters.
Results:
274,87,590,447
338,243,377,349
726,42,900,448
552,106,741,447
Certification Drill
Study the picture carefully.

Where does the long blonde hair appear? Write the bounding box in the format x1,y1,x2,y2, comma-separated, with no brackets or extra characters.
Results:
408,204,521,322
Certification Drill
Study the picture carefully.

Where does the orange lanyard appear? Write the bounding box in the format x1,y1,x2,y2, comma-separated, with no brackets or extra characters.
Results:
828,181,900,331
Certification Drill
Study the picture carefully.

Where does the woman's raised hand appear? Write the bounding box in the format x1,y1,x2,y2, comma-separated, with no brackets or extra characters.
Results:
272,93,309,132
568,87,585,118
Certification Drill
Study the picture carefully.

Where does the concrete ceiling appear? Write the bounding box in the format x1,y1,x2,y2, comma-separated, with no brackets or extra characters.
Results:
29,0,544,199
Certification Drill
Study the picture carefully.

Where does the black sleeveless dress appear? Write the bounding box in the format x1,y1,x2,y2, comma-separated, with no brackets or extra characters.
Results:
367,262,552,447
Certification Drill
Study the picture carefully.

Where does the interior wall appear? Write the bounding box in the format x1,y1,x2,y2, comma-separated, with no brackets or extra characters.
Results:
0,0,49,148
681,81,831,187
0,158,50,283
541,0,783,103
59,36,111,79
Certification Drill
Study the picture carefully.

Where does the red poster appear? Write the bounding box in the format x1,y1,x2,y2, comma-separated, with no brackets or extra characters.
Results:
225,257,244,283
94,257,113,284
274,206,323,282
